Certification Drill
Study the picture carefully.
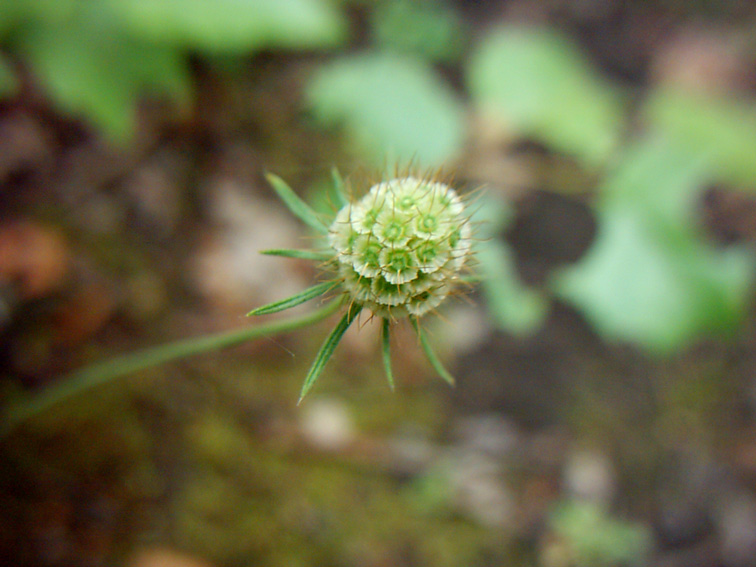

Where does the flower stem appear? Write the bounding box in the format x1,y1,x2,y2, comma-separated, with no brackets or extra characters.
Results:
1,300,342,438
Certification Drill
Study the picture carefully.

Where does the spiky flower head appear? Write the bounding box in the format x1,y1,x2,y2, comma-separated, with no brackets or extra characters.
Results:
249,170,475,401
330,177,472,318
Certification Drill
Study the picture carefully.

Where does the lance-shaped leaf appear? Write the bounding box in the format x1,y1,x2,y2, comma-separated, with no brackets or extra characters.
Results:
261,249,334,262
381,318,395,391
247,281,338,316
299,303,363,402
266,173,329,234
410,318,455,386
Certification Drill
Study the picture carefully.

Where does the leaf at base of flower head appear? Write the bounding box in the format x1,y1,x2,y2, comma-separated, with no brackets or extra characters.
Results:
266,173,329,234
246,281,339,316
410,317,455,386
381,318,395,391
261,249,334,262
299,303,363,403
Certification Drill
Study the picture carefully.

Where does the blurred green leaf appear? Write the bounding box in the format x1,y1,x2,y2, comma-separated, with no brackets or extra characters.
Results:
470,191,547,335
20,23,191,140
2,0,345,140
371,0,465,63
0,2,20,38
555,207,752,351
467,26,624,166
477,240,549,336
601,135,711,226
549,500,652,566
112,0,347,52
469,187,515,232
306,52,466,167
554,138,754,352
0,0,78,33
644,88,756,189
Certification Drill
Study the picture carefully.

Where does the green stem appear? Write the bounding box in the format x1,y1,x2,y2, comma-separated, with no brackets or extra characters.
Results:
1,300,342,438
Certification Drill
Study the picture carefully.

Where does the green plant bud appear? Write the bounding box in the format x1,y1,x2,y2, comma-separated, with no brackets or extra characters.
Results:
329,176,472,318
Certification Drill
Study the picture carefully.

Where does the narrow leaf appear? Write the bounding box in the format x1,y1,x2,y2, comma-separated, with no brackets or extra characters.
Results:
299,303,363,403
261,249,333,262
330,167,349,209
266,173,329,234
381,318,395,391
410,317,455,386
247,281,338,316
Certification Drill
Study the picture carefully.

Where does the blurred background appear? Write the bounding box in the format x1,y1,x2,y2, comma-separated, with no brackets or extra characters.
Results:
2,0,756,565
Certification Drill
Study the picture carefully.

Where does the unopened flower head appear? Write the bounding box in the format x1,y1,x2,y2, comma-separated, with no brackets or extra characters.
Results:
250,171,476,400
328,176,472,318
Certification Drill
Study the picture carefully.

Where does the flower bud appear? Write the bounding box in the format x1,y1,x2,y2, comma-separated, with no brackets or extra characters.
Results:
329,176,472,318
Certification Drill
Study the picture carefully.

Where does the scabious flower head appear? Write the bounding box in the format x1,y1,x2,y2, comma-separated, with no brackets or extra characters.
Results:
329,176,472,318
249,170,475,401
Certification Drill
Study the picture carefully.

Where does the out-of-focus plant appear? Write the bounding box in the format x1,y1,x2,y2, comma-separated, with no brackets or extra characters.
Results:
370,0,466,63
468,26,624,167
552,136,753,351
541,500,653,567
0,0,347,139
644,88,756,188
